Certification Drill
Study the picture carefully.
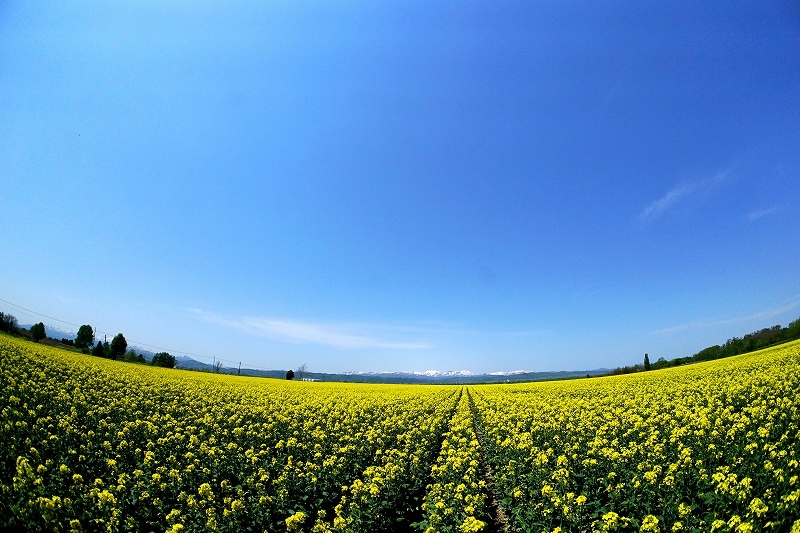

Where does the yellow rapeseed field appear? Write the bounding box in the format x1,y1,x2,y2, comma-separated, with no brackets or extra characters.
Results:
472,341,800,532
1,334,798,532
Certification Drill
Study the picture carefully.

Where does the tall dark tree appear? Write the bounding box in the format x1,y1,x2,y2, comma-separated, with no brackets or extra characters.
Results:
92,341,105,358
789,318,800,339
75,325,94,351
644,353,651,371
152,352,176,368
110,333,127,360
0,312,19,333
30,322,46,342
286,369,295,380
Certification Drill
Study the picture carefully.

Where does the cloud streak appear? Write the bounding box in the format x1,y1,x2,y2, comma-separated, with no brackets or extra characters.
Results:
748,206,779,221
652,296,800,335
640,183,697,220
187,310,548,351
640,168,732,221
187,309,430,349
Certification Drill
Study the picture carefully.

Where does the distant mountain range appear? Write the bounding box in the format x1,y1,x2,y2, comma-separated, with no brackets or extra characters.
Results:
343,369,534,377
36,324,78,340
170,361,610,383
22,323,610,384
344,369,495,377
325,368,609,384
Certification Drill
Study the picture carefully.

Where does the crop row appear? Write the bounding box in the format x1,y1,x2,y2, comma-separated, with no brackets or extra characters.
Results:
417,391,489,533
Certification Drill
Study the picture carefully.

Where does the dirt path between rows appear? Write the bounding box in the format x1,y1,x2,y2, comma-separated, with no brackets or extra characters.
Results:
466,388,510,533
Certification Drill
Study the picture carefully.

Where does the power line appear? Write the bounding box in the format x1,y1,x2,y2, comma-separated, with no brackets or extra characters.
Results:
0,296,275,372
0,297,83,328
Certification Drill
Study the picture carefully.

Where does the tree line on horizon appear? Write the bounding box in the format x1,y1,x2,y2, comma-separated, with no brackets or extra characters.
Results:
611,316,800,376
4,310,800,379
0,313,175,368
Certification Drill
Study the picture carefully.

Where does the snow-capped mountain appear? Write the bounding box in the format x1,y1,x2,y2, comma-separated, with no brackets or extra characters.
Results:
335,367,608,384
343,369,526,377
40,324,77,339
17,323,80,340
413,370,476,377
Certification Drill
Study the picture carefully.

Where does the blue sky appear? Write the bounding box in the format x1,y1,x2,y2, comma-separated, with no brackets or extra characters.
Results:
1,1,799,373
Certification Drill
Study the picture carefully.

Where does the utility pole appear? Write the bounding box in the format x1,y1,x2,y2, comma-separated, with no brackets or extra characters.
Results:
238,362,241,375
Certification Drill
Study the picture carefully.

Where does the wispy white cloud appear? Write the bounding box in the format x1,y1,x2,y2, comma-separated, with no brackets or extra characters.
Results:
391,320,549,338
748,206,779,221
640,168,732,221
187,309,430,349
640,183,697,220
187,309,548,350
651,296,800,335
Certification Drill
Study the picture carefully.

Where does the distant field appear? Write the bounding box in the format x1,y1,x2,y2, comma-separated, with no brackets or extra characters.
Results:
1,335,798,532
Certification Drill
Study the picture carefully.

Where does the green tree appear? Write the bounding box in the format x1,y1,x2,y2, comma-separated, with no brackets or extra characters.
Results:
75,325,94,351
789,317,800,339
30,322,46,342
644,353,651,371
110,333,127,360
123,349,145,363
286,369,295,380
152,352,176,368
0,312,18,333
92,341,105,358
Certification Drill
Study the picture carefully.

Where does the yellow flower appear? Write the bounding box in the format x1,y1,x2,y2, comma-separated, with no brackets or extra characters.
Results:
640,514,659,532
198,483,213,500
286,511,306,530
459,516,485,532
748,497,768,517
602,511,620,527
